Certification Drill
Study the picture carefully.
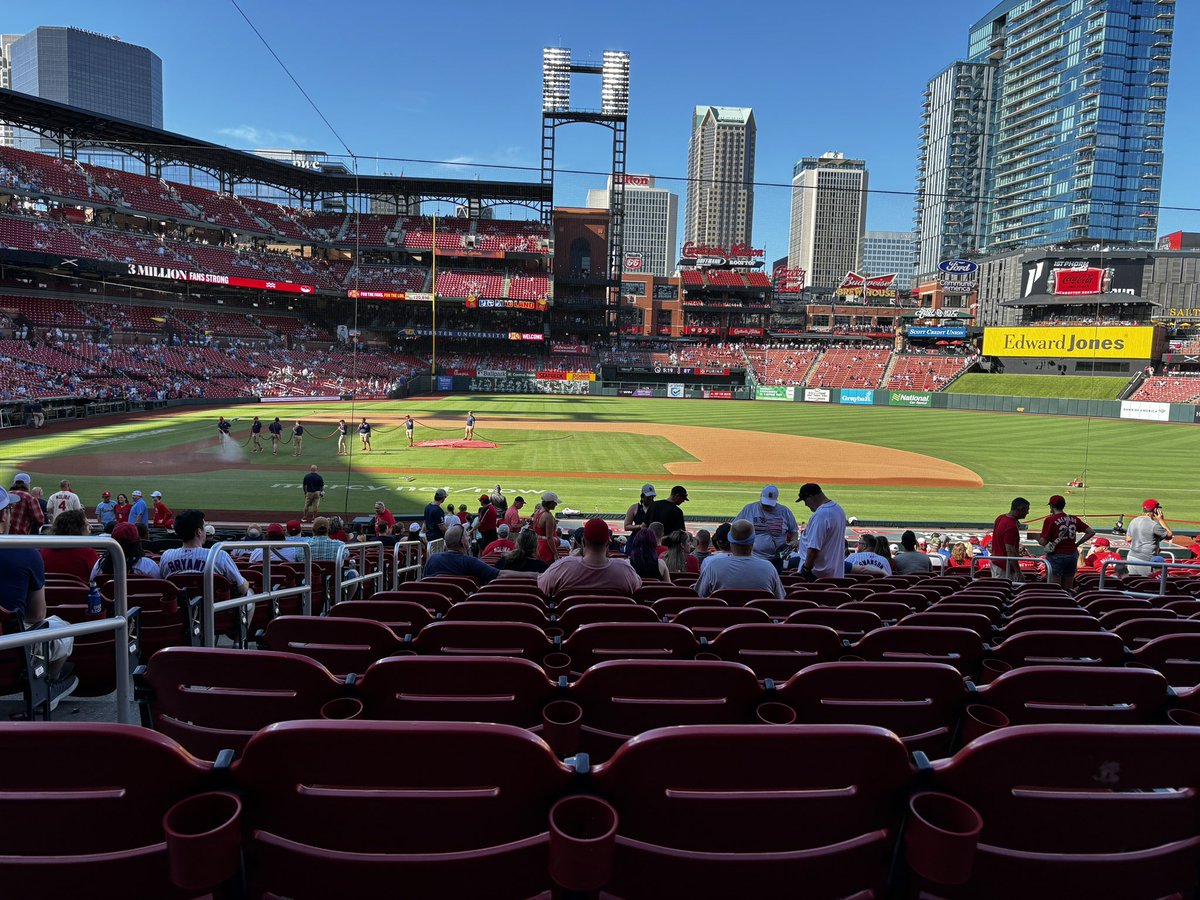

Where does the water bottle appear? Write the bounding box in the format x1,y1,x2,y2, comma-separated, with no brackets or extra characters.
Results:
87,581,102,615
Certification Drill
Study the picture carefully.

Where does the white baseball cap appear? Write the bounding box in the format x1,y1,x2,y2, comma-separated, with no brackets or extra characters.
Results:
0,487,11,512
409,522,422,533
541,491,560,504
151,491,162,498
12,472,30,486
760,485,779,507
641,483,656,497
131,490,143,497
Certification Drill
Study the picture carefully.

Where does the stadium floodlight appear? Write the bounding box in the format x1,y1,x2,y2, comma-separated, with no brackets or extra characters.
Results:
543,47,571,113
601,51,630,117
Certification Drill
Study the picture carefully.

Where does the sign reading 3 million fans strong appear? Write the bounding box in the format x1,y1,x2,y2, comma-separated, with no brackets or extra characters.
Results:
982,326,1158,359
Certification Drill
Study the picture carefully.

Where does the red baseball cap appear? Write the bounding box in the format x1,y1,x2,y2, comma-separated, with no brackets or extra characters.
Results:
582,518,611,543
102,491,111,499
266,523,286,538
111,523,140,544
1048,495,1066,508
286,520,303,534
1093,537,1111,548
1143,499,1161,512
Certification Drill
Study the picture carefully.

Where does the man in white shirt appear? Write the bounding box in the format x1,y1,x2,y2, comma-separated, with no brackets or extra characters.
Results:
158,509,250,596
696,519,786,599
46,479,83,525
735,484,798,570
794,483,848,582
843,534,892,576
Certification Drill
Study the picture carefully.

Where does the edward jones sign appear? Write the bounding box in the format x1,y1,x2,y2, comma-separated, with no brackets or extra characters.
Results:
982,327,1156,359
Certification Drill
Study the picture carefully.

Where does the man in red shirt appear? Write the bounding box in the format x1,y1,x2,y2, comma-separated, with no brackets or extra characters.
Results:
1036,495,1095,590
1084,537,1121,572
373,501,396,534
482,523,516,557
151,491,174,529
476,495,499,548
6,473,44,535
990,497,1029,582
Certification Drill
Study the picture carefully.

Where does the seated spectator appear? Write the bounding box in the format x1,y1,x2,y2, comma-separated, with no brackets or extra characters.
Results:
704,522,733,569
695,519,785,599
39,510,98,583
690,529,714,566
844,534,893,576
1084,537,1122,571
496,528,548,577
482,523,516,557
627,528,671,582
892,530,933,575
158,509,250,595
538,519,642,597
947,542,973,569
424,525,499,582
663,530,699,574
228,524,263,560
328,516,349,543
648,521,668,557
90,522,160,580
250,523,303,564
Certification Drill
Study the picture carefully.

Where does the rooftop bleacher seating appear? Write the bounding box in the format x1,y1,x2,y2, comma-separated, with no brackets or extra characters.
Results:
435,269,505,299
1130,376,1200,404
0,146,93,200
808,347,892,389
238,197,316,240
508,274,550,300
81,164,193,220
168,182,264,232
0,216,93,258
744,348,819,385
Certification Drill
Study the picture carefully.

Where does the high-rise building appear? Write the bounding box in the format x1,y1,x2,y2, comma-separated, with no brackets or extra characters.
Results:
863,230,917,292
683,106,755,249
5,27,162,149
788,152,868,290
0,34,20,147
914,0,1175,267
587,174,679,277
914,61,995,276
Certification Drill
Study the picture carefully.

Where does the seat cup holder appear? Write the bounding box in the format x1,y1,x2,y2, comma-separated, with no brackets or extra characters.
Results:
320,696,365,720
1167,708,1200,727
542,651,572,679
755,701,797,725
541,699,583,757
961,704,1009,744
163,790,243,891
548,794,618,892
977,658,1011,685
905,791,983,886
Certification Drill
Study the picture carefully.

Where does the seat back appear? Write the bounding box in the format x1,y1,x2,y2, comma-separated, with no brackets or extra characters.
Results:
328,599,434,635
899,611,995,641
442,601,551,630
971,665,1169,728
410,621,554,662
777,661,967,757
923,725,1200,899
1115,617,1200,649
989,630,1127,670
672,606,771,640
651,595,727,618
259,616,400,676
1129,633,1200,688
371,588,453,616
707,624,844,681
556,603,660,635
235,721,572,899
592,724,914,899
852,626,985,677
784,608,882,641
138,646,344,758
357,655,555,726
561,623,699,673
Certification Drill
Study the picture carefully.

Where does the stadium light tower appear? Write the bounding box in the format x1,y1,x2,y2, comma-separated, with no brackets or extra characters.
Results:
541,47,630,310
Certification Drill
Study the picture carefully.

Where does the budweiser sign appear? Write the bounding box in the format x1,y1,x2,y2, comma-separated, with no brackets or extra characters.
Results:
681,241,765,262
834,272,898,299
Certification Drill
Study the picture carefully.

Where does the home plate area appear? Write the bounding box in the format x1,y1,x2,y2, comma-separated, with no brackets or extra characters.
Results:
414,438,499,449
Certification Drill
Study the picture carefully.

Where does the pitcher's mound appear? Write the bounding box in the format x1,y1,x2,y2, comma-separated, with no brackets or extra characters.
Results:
415,439,498,449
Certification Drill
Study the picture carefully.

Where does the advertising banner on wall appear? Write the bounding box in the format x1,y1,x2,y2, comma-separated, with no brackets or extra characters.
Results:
756,385,795,402
889,391,932,408
840,389,876,405
1020,257,1145,299
1120,400,1171,422
436,376,454,391
703,389,734,400
908,326,969,339
834,272,898,300
772,264,807,295
803,388,831,403
668,383,685,398
982,326,1156,359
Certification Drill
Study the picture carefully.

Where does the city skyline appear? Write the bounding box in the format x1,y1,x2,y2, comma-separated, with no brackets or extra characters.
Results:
0,1,1195,264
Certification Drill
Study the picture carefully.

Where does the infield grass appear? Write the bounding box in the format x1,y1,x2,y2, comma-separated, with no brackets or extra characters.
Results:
1,395,1196,527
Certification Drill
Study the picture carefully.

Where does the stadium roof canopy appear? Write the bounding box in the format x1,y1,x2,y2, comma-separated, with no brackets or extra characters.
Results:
0,88,549,206
1001,294,1161,308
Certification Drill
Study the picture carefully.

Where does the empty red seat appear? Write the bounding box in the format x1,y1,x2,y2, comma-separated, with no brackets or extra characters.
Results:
442,601,552,630
561,623,699,674
592,724,915,898
852,626,985,678
988,630,1126,672
707,624,844,681
258,616,402,676
409,621,555,662
651,595,727,618
785,608,882,641
775,661,966,757
555,603,660,635
1129,633,1200,688
136,646,345,758
1115,617,1200,649
328,599,434,635
673,606,771,640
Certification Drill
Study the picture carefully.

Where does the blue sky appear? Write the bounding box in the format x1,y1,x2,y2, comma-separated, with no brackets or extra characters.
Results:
8,1,1199,256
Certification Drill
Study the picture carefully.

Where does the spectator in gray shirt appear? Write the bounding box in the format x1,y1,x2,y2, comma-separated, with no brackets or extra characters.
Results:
1127,499,1173,576
892,530,933,575
696,519,785,599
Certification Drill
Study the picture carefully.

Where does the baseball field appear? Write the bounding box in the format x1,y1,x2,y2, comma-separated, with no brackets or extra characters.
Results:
1,394,1196,527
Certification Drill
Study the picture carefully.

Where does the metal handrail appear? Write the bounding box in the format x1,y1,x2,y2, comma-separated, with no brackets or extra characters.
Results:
202,541,313,647
972,553,1052,583
392,539,425,588
1098,557,1200,597
0,535,132,723
334,540,385,603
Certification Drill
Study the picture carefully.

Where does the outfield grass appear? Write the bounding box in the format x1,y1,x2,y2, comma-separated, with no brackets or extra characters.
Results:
1,395,1196,525
945,373,1129,400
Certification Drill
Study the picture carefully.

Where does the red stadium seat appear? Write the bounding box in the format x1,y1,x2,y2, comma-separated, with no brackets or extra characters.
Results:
672,606,771,640
442,601,552,630
327,599,435,635
784,608,882,641
707,624,844,681
852,626,985,677
258,616,402,676
555,603,660,635
560,623,699,674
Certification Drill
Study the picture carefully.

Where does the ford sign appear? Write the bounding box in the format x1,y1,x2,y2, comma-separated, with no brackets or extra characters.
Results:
938,258,978,275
